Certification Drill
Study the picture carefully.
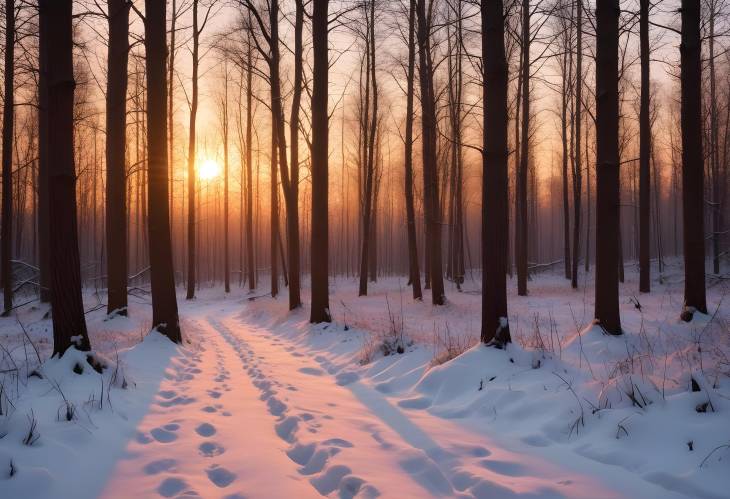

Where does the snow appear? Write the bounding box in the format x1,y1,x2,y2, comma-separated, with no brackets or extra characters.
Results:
0,261,729,498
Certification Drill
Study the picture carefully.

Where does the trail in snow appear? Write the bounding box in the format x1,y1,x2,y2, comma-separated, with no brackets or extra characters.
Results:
100,308,628,499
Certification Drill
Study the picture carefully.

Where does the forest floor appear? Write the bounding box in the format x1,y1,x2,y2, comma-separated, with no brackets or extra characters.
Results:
1,260,729,498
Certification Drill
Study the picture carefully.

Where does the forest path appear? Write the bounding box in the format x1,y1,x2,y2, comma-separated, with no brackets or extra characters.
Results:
99,303,624,499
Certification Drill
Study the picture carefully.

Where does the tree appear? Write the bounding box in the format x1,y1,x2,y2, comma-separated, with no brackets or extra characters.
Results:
37,0,50,304
594,0,622,335
403,0,421,300
241,0,301,307
1,0,14,316
416,0,445,305
244,24,255,291
221,65,231,293
358,0,378,297
516,0,530,296
481,0,511,346
571,0,583,290
145,0,182,342
638,0,651,292
310,0,331,323
186,0,213,300
42,0,92,354
680,0,707,319
105,0,130,316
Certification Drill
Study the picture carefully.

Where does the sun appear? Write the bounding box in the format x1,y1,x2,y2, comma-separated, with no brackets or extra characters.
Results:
198,159,221,181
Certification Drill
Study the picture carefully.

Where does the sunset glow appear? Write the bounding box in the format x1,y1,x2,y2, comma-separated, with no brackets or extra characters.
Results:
198,159,221,181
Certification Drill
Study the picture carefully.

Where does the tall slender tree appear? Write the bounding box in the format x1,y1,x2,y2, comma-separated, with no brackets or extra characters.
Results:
571,0,583,289
404,0,422,300
186,0,213,300
680,0,707,319
43,0,92,354
416,0,445,305
638,0,651,292
145,0,182,342
105,0,130,316
594,0,622,334
38,0,50,304
310,0,331,323
1,0,14,316
481,0,511,346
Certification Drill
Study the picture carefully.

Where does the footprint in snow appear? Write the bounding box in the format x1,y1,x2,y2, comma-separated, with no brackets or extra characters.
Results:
143,459,177,475
150,423,181,443
206,465,237,487
199,441,226,457
156,477,190,498
195,423,217,437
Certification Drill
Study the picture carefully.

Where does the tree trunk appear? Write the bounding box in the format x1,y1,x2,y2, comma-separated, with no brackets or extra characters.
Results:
1,0,14,316
404,0,422,300
571,0,582,289
186,0,200,300
516,0,529,296
680,0,707,319
708,7,720,275
145,0,181,342
105,0,129,316
169,0,177,278
358,1,377,297
285,0,304,309
245,29,255,290
43,0,92,354
310,0,331,322
638,0,651,292
594,0,622,334
560,29,571,282
416,0,445,305
38,1,50,303
223,68,230,293
481,0,511,346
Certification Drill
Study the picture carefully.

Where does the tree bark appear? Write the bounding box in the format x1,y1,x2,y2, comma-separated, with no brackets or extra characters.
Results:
186,0,200,300
594,0,622,334
245,28,255,290
1,0,14,316
145,0,181,342
680,0,707,319
222,68,230,293
105,0,129,316
404,0,422,300
43,0,92,354
516,0,529,296
37,0,50,303
416,0,445,305
310,0,331,323
571,0,582,289
481,0,511,346
638,0,651,292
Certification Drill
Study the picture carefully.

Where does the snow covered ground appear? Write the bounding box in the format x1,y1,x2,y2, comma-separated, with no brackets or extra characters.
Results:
1,260,729,498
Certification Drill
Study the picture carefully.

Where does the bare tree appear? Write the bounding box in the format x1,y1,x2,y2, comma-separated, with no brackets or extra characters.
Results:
310,0,331,323
105,0,129,316
186,0,213,300
680,0,707,320
404,0,422,300
594,0,622,335
42,0,92,353
1,0,14,316
481,0,511,346
416,0,445,305
638,0,651,292
145,0,182,342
